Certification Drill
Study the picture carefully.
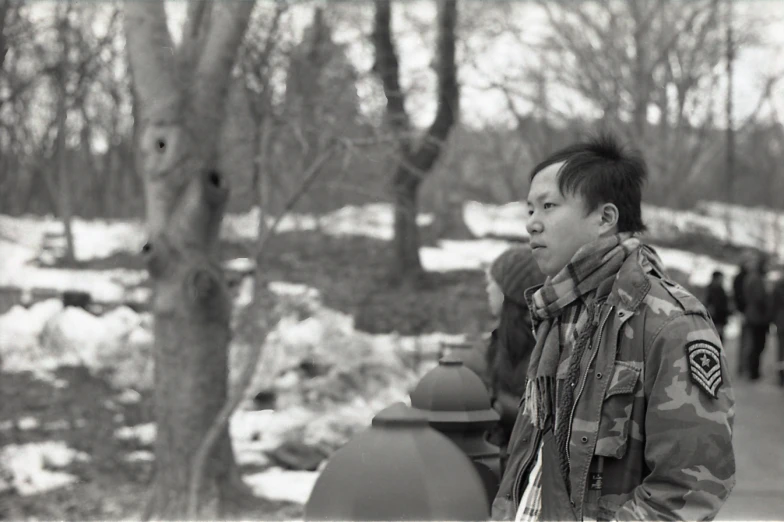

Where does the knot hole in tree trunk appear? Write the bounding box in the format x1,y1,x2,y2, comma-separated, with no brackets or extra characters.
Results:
202,169,229,208
142,238,170,278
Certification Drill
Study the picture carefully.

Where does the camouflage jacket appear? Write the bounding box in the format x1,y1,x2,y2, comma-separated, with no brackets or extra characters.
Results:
491,248,736,521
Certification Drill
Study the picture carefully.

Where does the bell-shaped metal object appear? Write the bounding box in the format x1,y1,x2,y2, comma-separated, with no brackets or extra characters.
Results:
410,355,502,501
304,402,489,521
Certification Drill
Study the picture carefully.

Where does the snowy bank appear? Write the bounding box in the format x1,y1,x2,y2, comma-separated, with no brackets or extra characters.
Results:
0,441,89,496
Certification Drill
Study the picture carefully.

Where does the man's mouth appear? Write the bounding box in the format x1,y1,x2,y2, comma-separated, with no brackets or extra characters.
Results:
530,243,545,251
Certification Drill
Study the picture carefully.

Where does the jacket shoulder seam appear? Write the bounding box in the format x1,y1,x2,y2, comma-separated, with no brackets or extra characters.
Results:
642,310,706,360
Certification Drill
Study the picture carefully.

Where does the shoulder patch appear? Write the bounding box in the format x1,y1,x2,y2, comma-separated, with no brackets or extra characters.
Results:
685,340,723,398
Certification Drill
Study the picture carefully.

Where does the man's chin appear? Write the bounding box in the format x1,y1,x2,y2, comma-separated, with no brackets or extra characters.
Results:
537,259,563,278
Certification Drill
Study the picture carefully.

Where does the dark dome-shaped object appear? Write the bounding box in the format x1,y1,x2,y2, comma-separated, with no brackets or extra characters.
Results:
304,402,489,521
410,356,500,425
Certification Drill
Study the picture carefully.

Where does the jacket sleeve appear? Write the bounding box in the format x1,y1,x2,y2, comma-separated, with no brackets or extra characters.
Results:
613,313,735,521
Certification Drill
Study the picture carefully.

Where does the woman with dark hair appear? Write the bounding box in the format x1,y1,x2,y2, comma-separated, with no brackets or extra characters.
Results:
481,246,545,471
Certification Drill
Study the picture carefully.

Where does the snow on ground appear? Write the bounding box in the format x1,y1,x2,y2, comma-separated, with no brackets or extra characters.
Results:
652,246,740,288
123,450,154,463
0,441,89,496
222,204,434,243
421,239,515,272
114,423,156,447
463,200,529,239
0,300,153,388
244,467,319,505
4,199,771,506
5,199,778,307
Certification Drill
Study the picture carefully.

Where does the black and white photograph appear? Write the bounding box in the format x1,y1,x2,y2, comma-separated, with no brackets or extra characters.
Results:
0,1,783,520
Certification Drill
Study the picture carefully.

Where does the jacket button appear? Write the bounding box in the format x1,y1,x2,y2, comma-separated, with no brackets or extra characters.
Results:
570,381,576,387
570,500,576,507
596,372,603,379
581,436,588,443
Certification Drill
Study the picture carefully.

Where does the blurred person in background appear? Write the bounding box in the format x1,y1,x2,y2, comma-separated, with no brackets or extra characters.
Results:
463,245,545,474
743,253,772,381
705,270,730,342
768,264,784,387
732,250,754,376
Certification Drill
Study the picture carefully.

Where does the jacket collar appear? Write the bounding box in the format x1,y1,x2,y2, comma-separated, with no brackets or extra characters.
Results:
604,247,653,312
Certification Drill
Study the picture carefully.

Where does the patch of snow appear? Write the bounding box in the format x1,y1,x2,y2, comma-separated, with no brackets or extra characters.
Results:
463,200,529,239
653,246,739,289
123,450,154,463
421,239,515,272
230,408,314,453
224,257,255,274
0,299,63,375
113,414,125,423
244,467,319,505
234,442,272,468
1,261,148,304
0,214,145,261
115,423,156,446
269,281,322,301
0,441,83,496
21,305,154,390
116,389,142,405
74,419,86,428
18,417,39,431
42,446,90,467
223,204,433,243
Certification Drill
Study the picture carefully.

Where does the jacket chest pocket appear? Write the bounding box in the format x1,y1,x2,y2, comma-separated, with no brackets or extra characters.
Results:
594,361,641,459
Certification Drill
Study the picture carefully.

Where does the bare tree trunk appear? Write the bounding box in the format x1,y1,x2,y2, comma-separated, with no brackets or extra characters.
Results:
392,169,423,278
725,0,735,238
54,15,76,262
373,0,459,282
124,2,255,518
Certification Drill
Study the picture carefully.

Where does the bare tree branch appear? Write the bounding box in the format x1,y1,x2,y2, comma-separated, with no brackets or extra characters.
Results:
372,0,412,142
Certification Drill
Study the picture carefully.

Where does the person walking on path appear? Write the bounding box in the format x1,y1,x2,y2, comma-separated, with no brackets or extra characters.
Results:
743,254,771,382
706,270,730,342
492,134,735,521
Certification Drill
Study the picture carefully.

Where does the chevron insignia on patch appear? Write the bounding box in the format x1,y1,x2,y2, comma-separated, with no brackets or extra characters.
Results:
685,340,723,398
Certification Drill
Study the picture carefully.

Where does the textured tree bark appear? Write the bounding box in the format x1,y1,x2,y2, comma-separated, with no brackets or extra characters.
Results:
124,2,254,518
54,16,76,263
373,0,459,282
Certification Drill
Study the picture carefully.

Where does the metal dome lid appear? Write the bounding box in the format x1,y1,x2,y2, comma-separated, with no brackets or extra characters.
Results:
304,402,489,521
409,356,500,425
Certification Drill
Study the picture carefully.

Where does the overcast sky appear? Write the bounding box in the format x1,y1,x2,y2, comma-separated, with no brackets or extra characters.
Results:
100,1,784,129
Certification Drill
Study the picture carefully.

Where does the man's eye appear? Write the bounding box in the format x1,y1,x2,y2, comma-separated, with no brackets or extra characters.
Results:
543,202,555,209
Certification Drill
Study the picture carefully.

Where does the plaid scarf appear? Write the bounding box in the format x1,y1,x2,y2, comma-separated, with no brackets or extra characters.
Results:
523,233,641,431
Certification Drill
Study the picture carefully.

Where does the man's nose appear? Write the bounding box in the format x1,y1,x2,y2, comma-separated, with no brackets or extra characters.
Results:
526,214,541,235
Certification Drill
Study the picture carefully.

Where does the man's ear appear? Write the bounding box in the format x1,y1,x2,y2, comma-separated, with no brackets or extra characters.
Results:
599,203,619,234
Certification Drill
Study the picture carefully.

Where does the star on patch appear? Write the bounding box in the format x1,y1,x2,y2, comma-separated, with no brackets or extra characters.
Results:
685,340,723,398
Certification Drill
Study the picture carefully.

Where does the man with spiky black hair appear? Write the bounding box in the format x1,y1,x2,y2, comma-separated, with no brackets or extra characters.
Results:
492,134,735,521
